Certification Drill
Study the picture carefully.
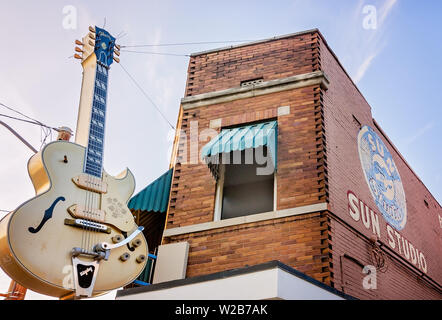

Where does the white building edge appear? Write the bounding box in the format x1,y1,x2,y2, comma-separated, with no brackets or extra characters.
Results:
116,260,354,300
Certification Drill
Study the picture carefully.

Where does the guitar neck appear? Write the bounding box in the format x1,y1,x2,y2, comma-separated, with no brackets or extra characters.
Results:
74,26,118,178
83,63,109,178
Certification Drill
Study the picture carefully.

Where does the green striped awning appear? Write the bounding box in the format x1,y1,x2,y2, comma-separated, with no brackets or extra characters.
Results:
128,168,173,213
201,120,277,168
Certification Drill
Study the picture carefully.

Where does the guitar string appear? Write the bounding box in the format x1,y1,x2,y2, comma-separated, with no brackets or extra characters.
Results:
85,171,92,252
81,147,88,252
95,63,110,252
84,112,98,253
89,79,101,253
87,116,95,252
79,50,112,255
91,65,103,254
91,62,106,252
86,113,93,252
85,140,92,252
90,176,97,253
89,62,108,254
85,150,96,252
85,67,101,253
84,159,94,252
80,178,85,251
85,139,96,252
88,175,95,252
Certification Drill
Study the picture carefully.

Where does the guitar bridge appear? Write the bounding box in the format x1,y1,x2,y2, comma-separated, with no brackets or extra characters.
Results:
64,218,111,234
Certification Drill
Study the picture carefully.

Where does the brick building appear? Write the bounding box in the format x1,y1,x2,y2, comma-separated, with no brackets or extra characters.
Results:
119,29,441,300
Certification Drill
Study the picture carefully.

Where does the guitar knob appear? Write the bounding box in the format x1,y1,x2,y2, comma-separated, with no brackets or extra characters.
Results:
119,253,130,261
131,239,142,248
112,235,123,243
136,255,146,263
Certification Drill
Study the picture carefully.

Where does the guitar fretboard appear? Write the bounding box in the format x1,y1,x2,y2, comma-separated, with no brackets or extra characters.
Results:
84,63,109,178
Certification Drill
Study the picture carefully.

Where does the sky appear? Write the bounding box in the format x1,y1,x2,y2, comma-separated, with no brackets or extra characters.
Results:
0,0,441,300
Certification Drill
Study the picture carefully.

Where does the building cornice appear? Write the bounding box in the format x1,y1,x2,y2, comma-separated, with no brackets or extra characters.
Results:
190,28,320,57
181,71,329,110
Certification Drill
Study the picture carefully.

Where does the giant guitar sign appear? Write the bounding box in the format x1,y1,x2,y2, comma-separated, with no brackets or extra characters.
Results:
0,26,147,299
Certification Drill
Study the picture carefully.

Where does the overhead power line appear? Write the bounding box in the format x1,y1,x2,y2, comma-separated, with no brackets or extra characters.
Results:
118,63,175,130
0,102,47,127
120,50,190,57
0,113,57,131
0,102,58,149
120,40,255,48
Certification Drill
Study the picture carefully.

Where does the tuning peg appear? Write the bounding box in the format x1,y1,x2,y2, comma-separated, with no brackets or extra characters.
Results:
88,40,95,46
88,33,95,40
113,56,120,63
89,26,96,33
75,47,83,53
113,50,120,56
75,39,83,46
115,44,121,50
74,54,82,60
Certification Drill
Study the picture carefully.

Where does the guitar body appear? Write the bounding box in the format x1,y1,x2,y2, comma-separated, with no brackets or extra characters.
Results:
0,140,148,298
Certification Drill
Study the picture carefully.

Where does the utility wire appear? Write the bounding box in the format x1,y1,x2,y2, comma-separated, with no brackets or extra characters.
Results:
0,102,47,127
121,40,255,48
0,113,57,131
118,62,175,130
120,50,190,57
0,102,58,150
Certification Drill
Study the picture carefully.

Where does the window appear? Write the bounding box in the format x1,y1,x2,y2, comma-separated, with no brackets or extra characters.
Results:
214,148,276,220
201,120,278,221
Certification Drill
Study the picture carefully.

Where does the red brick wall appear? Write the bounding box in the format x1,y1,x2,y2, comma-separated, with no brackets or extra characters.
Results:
320,35,442,298
330,217,441,299
165,212,331,285
185,31,320,96
168,31,326,229
167,86,325,229
163,29,441,299
164,31,330,284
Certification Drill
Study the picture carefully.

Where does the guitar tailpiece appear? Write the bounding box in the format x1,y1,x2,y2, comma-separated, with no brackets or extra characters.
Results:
71,256,101,298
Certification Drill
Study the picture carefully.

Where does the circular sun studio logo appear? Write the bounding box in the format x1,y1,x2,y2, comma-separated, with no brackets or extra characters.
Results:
358,125,407,230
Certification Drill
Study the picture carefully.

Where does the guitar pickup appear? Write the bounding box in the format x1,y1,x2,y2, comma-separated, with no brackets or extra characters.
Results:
68,205,106,223
72,174,107,194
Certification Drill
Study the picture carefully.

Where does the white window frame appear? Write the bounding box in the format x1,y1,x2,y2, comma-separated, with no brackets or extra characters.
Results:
213,164,277,222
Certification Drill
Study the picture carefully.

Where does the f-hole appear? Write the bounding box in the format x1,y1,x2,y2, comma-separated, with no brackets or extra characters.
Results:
29,196,65,234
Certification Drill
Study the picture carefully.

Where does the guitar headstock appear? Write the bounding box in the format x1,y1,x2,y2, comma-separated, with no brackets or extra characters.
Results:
74,26,120,67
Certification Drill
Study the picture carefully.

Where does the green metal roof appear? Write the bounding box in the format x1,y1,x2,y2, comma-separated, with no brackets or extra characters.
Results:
201,120,277,168
128,168,173,213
